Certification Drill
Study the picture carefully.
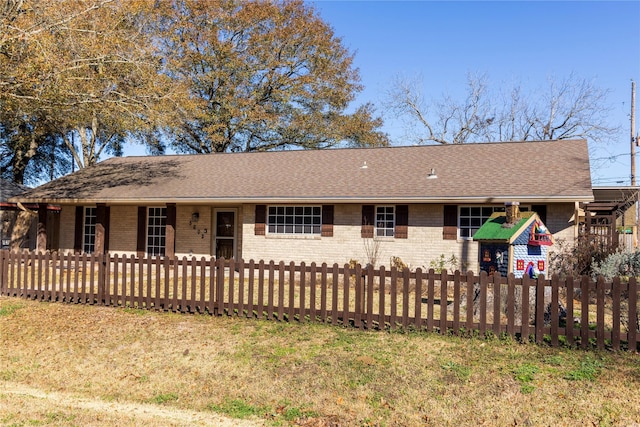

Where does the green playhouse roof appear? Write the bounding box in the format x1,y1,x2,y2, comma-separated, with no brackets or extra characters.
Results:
472,211,537,242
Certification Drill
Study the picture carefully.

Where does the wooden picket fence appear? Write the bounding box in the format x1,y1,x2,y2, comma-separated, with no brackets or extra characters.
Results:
1,250,638,352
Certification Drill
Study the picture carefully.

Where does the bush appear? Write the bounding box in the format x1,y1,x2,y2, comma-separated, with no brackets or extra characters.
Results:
591,250,640,280
548,236,614,278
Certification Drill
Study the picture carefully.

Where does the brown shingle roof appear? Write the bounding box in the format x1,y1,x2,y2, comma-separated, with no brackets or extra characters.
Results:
0,178,29,202
14,139,593,204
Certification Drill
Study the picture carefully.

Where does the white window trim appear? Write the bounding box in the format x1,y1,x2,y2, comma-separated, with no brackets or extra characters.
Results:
266,205,322,236
83,206,96,254
375,205,395,238
147,206,167,257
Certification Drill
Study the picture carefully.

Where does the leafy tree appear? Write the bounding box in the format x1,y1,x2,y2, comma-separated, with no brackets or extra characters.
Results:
384,72,618,145
155,0,388,153
1,0,387,184
1,0,172,182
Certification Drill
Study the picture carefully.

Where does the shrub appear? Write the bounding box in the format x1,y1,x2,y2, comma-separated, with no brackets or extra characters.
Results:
548,236,614,278
591,250,640,280
427,254,458,273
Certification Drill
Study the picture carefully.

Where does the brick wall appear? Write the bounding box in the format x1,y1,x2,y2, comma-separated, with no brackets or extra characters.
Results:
58,205,75,253
53,202,578,272
108,205,138,255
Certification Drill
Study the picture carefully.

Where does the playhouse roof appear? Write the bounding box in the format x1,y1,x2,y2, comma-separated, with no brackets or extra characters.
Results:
472,212,539,243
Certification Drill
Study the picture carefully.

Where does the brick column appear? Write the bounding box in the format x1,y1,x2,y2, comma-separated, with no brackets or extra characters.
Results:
37,204,47,253
165,203,176,258
95,203,107,255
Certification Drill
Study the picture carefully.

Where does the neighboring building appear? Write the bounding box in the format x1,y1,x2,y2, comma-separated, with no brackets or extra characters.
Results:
11,139,593,273
1,179,37,250
589,186,638,251
1,179,60,251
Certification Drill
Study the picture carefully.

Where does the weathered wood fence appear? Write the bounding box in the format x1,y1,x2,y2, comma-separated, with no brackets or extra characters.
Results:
1,250,638,352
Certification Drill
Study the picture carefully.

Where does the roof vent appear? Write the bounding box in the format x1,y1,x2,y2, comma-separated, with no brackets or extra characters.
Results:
427,168,437,179
360,161,368,169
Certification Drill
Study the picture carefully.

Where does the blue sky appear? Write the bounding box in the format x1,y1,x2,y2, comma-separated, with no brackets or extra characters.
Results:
310,0,640,186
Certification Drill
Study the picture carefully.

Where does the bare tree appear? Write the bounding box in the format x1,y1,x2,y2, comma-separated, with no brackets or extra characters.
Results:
384,71,618,145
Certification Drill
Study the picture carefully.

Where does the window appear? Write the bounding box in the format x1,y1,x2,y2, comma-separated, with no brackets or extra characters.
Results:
375,206,395,237
83,207,96,253
147,207,167,256
267,206,321,235
459,205,529,239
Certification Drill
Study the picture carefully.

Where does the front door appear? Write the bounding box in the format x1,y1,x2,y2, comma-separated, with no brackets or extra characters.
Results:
215,210,236,259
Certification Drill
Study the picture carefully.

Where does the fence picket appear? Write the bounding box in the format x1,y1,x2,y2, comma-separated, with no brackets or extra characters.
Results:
580,276,590,349
451,270,459,334
492,273,501,336
535,274,546,344
299,261,306,322
628,278,638,351
246,259,254,318
465,271,474,335
257,260,265,319
367,264,375,329
390,267,397,330
551,274,560,347
331,264,339,325
427,269,435,333
288,261,295,321
479,271,488,336
277,262,285,321
402,268,410,329
596,276,605,350
343,264,350,326
439,270,448,335
611,277,621,351
310,262,317,322
378,266,386,330
565,276,575,347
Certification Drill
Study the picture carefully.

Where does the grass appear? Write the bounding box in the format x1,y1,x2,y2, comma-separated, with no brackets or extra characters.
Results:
1,296,640,426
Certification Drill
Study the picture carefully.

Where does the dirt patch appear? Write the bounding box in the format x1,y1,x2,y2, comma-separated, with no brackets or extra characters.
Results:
0,381,262,427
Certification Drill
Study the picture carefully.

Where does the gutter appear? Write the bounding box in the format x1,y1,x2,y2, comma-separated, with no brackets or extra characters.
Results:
10,195,595,205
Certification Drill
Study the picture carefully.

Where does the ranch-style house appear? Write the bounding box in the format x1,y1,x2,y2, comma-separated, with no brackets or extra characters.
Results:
11,139,593,273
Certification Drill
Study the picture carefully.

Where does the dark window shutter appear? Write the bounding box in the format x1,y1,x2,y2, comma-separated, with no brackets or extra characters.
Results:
443,205,458,240
532,204,547,225
136,206,147,256
395,205,409,239
74,206,83,253
361,205,374,238
321,205,334,237
255,205,266,235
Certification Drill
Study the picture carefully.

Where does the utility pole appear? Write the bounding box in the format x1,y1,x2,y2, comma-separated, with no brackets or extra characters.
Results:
632,80,638,248
632,79,636,185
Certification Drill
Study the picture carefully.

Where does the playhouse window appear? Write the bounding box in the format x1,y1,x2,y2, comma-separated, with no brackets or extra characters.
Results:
147,207,167,257
459,205,529,238
376,206,395,237
267,206,322,235
83,207,96,253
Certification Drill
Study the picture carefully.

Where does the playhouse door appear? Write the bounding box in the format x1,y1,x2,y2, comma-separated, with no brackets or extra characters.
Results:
215,210,236,260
